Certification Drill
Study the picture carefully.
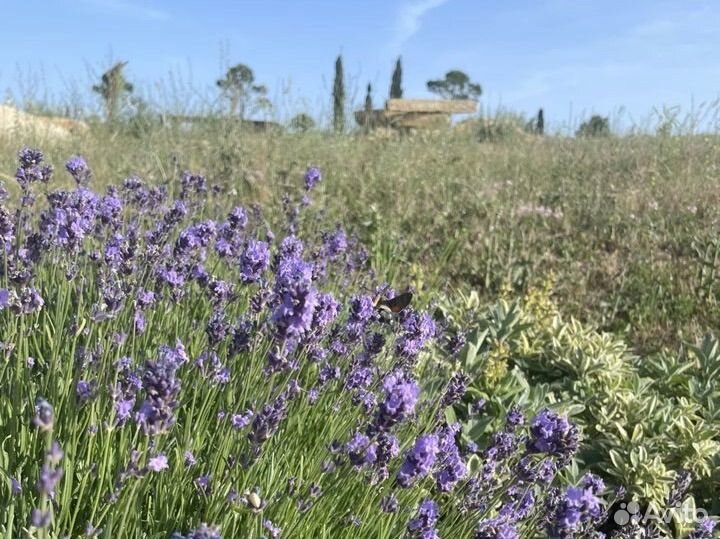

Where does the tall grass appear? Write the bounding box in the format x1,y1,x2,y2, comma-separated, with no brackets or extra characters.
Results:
2,118,718,352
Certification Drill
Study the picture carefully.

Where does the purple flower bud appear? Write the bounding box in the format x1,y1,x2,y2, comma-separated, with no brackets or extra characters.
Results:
66,156,91,185
304,166,322,190
527,409,579,463
397,434,439,488
407,499,440,539
239,240,270,284
30,509,52,529
33,398,54,431
147,454,169,472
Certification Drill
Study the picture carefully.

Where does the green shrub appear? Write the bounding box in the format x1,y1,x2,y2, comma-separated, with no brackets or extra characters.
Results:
576,115,611,137
442,280,720,513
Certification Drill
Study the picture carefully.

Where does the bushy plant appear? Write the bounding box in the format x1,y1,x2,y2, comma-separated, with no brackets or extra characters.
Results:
288,113,316,133
576,115,611,138
473,113,530,143
440,278,720,523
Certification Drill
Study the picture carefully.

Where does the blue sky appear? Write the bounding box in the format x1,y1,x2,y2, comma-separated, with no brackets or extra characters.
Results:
1,0,719,130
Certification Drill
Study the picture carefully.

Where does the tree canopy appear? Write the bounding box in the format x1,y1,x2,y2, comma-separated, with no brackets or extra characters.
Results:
426,70,481,100
92,61,133,121
216,63,270,118
576,115,611,137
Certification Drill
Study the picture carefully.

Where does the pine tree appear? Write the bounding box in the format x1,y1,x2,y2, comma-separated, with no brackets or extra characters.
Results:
426,70,481,100
216,63,269,119
390,57,403,99
332,55,345,132
92,61,133,122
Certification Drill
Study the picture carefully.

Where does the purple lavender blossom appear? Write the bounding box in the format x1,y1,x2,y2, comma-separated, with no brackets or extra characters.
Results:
380,493,399,513
10,476,22,496
506,405,525,429
135,348,182,435
195,474,211,495
184,451,197,467
248,394,289,448
434,423,466,492
667,469,692,507
176,523,222,539
346,295,376,338
312,292,341,332
33,398,54,431
440,371,469,407
323,227,348,258
66,156,91,185
14,287,44,315
546,482,604,539
527,409,579,463
76,380,96,403
407,499,440,539
206,309,231,347
195,351,231,386
148,454,169,472
395,311,436,360
304,166,322,190
263,520,282,539
0,288,12,310
16,147,53,190
475,518,519,539
397,434,439,487
240,240,270,283
157,266,186,300
346,432,376,466
30,509,52,529
688,519,717,539
0,208,15,250
271,257,319,339
97,188,122,226
37,441,63,497
231,410,254,430
375,371,419,430
37,463,63,496
180,171,208,200
136,289,156,308
175,220,216,256
207,278,233,304
279,235,304,260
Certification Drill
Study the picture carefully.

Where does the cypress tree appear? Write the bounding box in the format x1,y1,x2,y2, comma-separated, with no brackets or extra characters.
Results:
537,108,545,135
364,82,373,131
390,57,403,98
333,55,345,132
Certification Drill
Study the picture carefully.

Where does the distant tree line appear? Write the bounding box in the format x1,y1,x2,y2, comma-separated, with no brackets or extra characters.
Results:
90,59,610,138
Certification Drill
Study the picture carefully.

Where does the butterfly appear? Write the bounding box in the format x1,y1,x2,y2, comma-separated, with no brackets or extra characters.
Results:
374,286,413,315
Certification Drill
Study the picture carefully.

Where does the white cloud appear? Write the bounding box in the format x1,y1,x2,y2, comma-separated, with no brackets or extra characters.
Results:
80,0,170,21
389,0,450,53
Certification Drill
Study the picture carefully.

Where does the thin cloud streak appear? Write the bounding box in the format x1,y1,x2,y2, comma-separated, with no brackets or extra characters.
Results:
389,0,450,53
79,0,170,21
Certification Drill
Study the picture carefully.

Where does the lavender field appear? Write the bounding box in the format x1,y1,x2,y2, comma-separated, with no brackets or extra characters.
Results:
0,130,718,538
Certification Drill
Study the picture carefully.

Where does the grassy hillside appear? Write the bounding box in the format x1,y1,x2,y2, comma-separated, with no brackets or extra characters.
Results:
3,122,718,353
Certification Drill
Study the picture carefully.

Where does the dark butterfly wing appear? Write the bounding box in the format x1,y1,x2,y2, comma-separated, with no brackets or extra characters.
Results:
377,292,413,313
